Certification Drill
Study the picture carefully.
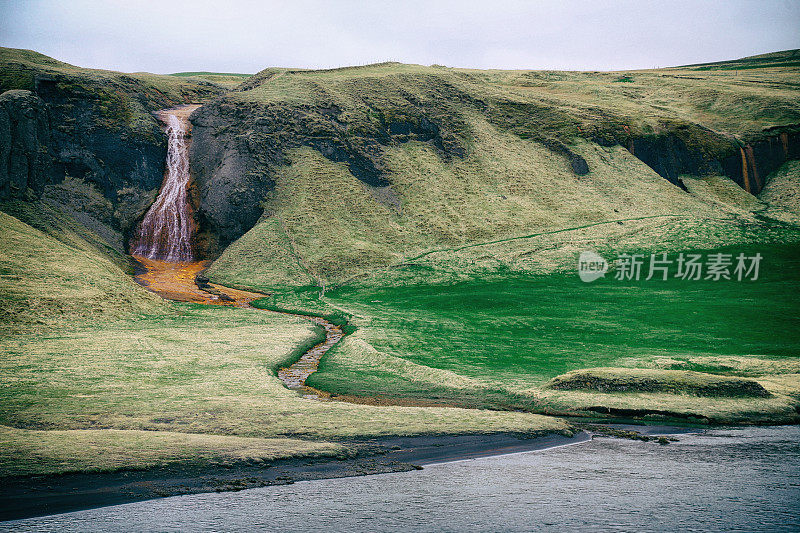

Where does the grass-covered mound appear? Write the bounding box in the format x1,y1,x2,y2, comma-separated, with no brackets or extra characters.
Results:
546,368,771,398
680,49,800,71
0,207,164,332
0,426,343,478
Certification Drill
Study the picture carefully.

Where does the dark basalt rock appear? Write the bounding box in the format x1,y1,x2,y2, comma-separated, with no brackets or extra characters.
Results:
187,102,275,252
719,130,800,193
0,70,224,250
548,370,772,398
33,74,169,199
614,122,800,194
195,274,211,289
0,89,53,200
584,406,712,422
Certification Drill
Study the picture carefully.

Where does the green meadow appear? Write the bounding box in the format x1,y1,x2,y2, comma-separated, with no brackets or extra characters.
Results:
0,207,566,477
305,240,800,422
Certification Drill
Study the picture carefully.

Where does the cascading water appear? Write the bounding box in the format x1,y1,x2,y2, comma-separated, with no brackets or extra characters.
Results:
131,108,198,262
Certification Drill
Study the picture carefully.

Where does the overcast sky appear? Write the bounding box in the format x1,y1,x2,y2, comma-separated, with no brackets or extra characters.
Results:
1,0,798,74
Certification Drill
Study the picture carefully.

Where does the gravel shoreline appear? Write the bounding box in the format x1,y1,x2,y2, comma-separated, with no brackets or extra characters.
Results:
0,431,592,522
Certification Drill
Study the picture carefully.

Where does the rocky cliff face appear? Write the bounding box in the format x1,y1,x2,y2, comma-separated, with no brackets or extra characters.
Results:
32,74,221,237
720,130,800,194
0,47,226,248
187,101,272,253
617,124,800,194
0,90,52,200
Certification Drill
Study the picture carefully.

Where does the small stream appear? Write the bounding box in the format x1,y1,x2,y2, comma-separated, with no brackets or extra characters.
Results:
132,256,343,394
276,317,343,397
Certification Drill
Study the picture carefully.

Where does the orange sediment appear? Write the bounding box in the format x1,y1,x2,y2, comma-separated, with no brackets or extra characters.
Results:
132,255,264,307
744,145,760,191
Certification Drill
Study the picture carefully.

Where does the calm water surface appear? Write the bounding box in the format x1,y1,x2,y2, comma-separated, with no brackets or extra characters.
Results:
4,426,799,532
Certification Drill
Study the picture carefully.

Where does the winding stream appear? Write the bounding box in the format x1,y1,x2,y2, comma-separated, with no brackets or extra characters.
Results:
132,256,340,394
131,105,337,394
277,317,343,398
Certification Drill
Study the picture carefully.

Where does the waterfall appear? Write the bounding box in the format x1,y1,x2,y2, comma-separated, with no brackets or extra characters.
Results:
744,145,760,191
739,147,751,193
131,110,195,262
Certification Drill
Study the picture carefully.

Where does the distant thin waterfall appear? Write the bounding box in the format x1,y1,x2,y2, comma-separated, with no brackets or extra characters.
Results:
131,111,195,261
739,147,751,193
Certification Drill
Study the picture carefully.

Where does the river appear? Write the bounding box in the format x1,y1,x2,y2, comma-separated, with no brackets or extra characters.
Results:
4,426,798,532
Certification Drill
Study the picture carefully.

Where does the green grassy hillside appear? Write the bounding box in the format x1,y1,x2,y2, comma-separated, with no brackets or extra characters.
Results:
237,58,800,138
0,205,165,333
170,71,252,88
204,57,800,290
306,240,800,423
679,48,800,70
0,47,223,110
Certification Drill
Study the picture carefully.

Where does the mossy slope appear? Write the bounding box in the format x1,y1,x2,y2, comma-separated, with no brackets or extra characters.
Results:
204,58,800,290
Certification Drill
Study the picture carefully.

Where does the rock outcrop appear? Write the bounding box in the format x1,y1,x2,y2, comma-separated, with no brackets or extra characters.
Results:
32,74,219,236
622,125,800,194
0,47,226,248
0,90,52,200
